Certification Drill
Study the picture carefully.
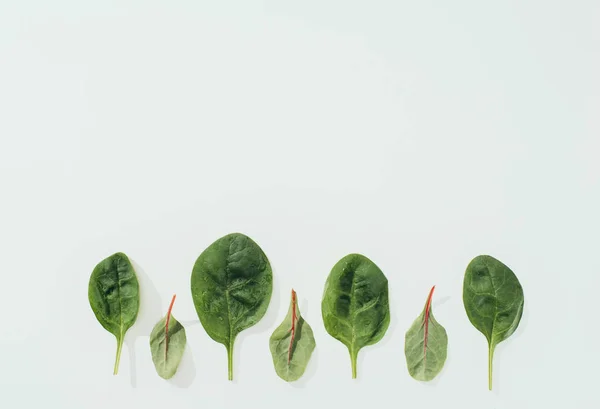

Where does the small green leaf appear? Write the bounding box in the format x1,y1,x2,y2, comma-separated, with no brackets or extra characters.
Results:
269,289,316,382
88,252,140,375
150,295,187,380
463,255,524,390
404,286,448,381
321,253,390,379
191,233,273,380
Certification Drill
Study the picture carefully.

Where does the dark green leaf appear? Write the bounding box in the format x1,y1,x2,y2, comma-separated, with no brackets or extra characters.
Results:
463,255,524,390
191,233,273,380
88,252,140,375
404,286,448,381
321,253,390,379
150,295,187,380
269,289,316,382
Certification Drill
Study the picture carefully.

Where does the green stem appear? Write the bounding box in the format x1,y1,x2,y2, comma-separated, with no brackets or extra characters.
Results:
350,348,358,379
114,337,123,375
227,342,234,381
488,345,494,391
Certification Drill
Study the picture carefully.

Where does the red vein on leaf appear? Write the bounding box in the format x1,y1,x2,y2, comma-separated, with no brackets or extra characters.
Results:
423,286,436,366
288,289,298,365
165,294,177,360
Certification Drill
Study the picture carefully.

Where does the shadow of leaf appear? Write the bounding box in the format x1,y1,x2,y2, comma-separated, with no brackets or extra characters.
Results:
125,259,162,388
232,267,281,382
169,343,196,388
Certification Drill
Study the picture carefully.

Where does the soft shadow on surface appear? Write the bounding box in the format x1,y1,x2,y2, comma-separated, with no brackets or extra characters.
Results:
350,288,398,381
232,271,281,383
433,295,451,309
289,294,319,388
180,319,201,327
126,259,162,388
244,273,281,335
491,302,529,395
299,298,308,317
169,344,197,388
378,318,397,348
127,341,137,386
290,344,319,388
421,346,449,388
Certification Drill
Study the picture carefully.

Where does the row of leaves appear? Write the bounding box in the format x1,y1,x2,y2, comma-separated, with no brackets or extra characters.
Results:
88,232,524,390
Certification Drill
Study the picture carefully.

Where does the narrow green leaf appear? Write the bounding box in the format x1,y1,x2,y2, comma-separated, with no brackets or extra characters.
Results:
88,252,140,375
150,295,187,380
463,255,524,390
191,232,273,380
404,286,448,381
321,253,390,379
269,289,316,382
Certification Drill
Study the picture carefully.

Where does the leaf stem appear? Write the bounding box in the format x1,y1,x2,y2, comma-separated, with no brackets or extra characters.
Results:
227,342,234,381
423,285,436,365
165,294,177,360
288,289,297,365
114,336,123,375
350,348,358,379
488,345,494,391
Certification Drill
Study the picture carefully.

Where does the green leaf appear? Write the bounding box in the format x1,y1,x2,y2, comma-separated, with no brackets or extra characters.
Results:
191,232,273,380
150,295,187,380
269,289,316,382
321,253,390,379
88,252,140,375
463,255,524,390
404,286,448,381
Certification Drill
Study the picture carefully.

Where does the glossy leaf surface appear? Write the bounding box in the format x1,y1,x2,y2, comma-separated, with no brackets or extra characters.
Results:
404,286,448,381
88,252,140,375
269,289,316,382
321,253,390,379
463,255,524,390
191,233,273,380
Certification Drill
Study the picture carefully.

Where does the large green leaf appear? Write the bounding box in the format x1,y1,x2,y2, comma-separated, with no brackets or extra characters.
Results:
150,295,187,380
88,252,140,375
191,233,273,380
463,255,524,390
321,253,390,379
404,286,448,381
269,289,316,382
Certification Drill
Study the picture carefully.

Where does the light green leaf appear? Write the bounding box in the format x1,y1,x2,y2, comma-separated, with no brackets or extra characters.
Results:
463,255,524,390
321,253,390,379
150,295,187,380
269,289,316,382
404,286,448,381
88,252,140,375
191,233,273,380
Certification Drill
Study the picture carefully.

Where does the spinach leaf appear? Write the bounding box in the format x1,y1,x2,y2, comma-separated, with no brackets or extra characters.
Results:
88,252,140,375
404,286,448,381
463,255,524,390
321,253,390,378
150,295,187,380
191,233,273,380
269,289,316,382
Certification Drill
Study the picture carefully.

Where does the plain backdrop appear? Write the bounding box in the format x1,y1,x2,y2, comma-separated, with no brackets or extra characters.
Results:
1,1,599,408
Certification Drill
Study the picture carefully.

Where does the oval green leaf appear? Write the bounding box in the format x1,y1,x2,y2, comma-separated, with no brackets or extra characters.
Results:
88,252,140,375
463,255,524,390
191,232,273,380
321,253,390,379
404,286,448,381
269,289,316,382
150,295,187,380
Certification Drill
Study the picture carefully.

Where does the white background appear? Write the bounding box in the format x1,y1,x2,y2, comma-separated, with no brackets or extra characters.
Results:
1,1,599,408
